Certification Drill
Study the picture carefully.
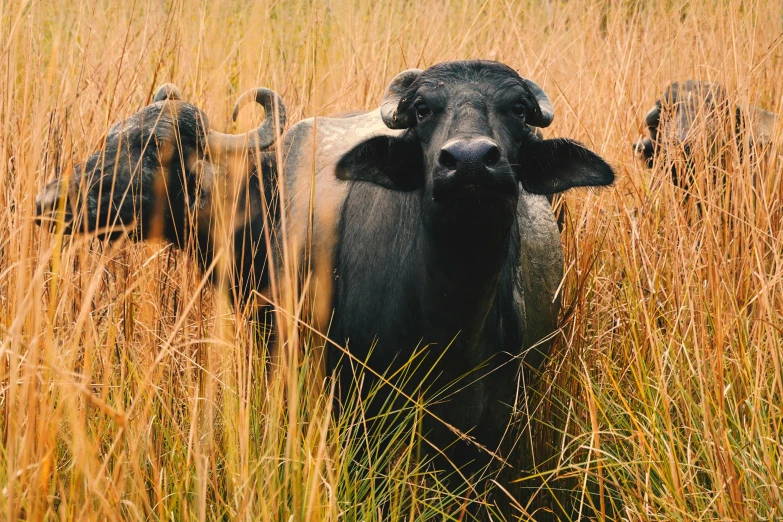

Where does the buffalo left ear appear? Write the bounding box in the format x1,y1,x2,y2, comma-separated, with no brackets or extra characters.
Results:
515,138,615,195
335,135,424,191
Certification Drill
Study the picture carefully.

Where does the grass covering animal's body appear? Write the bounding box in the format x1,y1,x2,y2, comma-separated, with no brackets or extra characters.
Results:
634,80,778,186
36,60,615,517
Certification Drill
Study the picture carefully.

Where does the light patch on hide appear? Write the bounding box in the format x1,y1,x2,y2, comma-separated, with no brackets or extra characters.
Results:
516,191,563,350
281,109,403,330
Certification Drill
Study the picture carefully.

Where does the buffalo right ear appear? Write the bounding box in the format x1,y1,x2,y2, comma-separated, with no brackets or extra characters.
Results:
335,135,424,191
515,138,615,194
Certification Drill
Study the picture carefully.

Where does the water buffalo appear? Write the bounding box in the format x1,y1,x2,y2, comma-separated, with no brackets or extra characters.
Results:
35,84,285,303
634,80,778,186
280,60,613,506
36,61,615,515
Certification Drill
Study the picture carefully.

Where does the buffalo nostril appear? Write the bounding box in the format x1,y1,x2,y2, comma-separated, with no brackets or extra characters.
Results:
439,149,458,171
484,145,500,167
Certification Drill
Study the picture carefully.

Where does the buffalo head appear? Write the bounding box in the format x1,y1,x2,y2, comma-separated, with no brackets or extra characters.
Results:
336,60,614,241
634,81,734,183
35,84,286,244
634,80,778,189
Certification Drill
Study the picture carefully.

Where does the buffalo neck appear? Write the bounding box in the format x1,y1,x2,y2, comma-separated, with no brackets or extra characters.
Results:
420,194,517,338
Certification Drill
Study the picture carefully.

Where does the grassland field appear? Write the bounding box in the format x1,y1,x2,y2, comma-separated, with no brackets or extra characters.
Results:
1,0,783,520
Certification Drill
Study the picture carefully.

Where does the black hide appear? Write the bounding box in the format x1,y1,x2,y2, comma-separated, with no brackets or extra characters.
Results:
35,98,280,306
331,61,614,492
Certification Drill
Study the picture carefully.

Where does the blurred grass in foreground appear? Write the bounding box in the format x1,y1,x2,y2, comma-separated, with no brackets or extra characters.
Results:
1,0,782,520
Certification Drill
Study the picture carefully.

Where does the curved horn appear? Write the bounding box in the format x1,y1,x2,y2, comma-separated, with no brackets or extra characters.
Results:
380,69,423,129
521,79,554,128
208,87,287,153
154,83,182,102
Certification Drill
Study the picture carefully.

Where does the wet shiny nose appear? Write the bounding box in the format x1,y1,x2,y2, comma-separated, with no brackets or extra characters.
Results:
438,138,501,172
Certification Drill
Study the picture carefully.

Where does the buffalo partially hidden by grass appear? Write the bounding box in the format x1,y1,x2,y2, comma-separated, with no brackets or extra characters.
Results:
35,61,615,518
35,83,285,304
634,80,778,189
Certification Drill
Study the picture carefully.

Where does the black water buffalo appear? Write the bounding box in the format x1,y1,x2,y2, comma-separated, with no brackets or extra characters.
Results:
280,60,613,502
35,84,285,303
634,80,777,186
36,61,615,515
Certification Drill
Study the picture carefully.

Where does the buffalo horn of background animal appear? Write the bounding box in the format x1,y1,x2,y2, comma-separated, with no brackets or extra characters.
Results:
380,69,423,129
521,78,554,128
208,87,287,154
153,83,183,102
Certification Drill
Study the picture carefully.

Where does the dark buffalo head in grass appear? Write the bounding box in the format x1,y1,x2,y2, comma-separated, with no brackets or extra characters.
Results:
337,60,614,246
634,81,734,185
34,84,286,245
634,80,777,188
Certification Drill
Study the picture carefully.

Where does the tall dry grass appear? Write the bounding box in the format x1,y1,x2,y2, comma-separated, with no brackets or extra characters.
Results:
1,0,782,520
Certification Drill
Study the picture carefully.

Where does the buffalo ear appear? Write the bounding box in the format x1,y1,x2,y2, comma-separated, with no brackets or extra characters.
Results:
335,135,424,191
515,138,615,195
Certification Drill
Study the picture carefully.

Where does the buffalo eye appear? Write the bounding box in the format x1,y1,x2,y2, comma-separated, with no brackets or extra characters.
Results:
512,102,526,118
415,102,431,121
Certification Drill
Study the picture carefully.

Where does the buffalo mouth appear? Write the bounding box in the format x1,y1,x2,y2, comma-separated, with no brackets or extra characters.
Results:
34,191,134,239
35,174,139,238
36,214,136,240
35,182,76,232
34,211,75,234
431,168,518,202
